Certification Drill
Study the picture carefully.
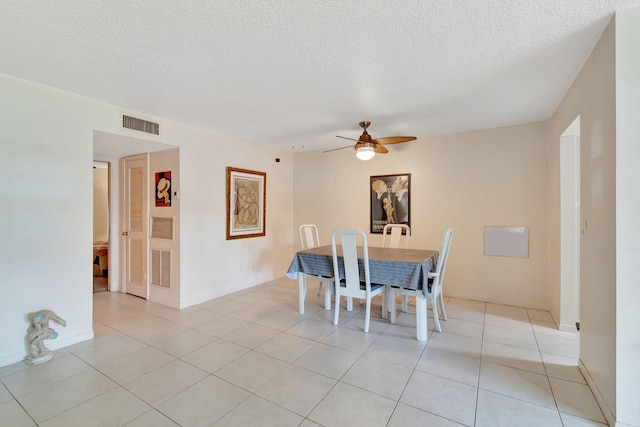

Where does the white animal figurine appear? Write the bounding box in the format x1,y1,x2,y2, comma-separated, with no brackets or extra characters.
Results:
26,310,67,364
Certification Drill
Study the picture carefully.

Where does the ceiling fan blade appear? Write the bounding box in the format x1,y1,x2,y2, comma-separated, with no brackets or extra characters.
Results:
323,144,354,153
374,136,417,145
374,144,389,154
336,135,359,142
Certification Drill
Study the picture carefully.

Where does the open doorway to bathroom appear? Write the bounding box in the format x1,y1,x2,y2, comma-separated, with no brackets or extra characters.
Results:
93,161,110,293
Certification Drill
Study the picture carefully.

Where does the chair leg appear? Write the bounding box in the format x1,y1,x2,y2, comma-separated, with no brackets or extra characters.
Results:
364,296,371,333
401,295,408,312
415,293,428,342
438,293,447,321
333,294,340,326
317,282,323,296
431,295,442,333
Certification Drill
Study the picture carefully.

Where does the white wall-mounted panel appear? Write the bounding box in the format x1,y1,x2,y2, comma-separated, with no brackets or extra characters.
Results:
484,226,529,258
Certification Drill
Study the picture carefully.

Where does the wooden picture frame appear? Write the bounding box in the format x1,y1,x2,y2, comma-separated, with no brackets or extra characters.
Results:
370,173,411,234
226,167,266,239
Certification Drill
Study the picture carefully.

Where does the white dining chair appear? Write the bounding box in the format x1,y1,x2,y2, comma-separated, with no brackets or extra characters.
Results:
299,224,335,309
382,224,411,313
331,230,387,333
400,228,453,333
382,223,411,249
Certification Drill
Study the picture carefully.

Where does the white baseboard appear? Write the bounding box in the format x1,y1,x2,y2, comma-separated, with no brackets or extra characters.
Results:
550,311,561,328
48,331,95,351
0,331,94,369
578,360,616,426
0,351,28,368
179,283,253,309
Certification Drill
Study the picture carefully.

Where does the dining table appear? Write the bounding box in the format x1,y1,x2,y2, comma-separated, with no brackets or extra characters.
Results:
286,244,439,341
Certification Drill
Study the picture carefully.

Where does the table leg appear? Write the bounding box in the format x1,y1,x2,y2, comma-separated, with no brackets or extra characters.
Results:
324,279,332,310
298,274,307,314
415,293,427,342
389,287,397,324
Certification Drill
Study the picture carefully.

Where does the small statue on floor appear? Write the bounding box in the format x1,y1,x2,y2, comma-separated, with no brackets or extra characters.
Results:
26,310,66,364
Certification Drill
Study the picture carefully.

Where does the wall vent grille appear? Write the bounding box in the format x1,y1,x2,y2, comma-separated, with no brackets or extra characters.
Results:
123,115,160,135
151,249,171,288
151,217,173,240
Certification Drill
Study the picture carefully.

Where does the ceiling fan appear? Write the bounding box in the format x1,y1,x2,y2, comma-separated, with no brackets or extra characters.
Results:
324,121,416,160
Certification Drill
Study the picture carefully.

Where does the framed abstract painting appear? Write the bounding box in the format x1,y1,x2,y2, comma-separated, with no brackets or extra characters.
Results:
226,167,266,239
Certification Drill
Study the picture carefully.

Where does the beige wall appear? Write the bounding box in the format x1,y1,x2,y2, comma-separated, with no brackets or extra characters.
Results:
293,121,549,309
547,9,640,424
548,17,617,420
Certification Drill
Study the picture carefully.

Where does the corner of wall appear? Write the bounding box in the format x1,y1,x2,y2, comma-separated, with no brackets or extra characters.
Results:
579,360,616,427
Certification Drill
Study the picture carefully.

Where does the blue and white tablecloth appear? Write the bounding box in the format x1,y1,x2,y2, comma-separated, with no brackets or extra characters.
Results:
287,245,438,297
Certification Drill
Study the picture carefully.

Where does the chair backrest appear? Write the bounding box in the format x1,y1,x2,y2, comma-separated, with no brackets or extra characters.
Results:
431,229,454,295
331,230,370,298
382,224,411,249
299,224,320,250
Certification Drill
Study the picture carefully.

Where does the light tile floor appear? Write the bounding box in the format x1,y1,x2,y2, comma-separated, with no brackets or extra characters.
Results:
0,277,607,426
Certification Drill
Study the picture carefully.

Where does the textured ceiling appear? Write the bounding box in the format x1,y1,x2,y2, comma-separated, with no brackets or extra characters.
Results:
2,1,639,153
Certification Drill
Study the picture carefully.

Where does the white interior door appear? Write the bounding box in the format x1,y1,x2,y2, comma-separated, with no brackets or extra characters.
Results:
123,155,148,299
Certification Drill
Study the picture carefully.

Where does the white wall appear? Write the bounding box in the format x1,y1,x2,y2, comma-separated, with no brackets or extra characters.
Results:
161,123,294,308
614,6,640,425
0,76,111,366
293,122,549,309
0,74,294,366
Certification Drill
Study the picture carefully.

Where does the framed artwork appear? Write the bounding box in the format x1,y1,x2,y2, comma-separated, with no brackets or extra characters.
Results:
226,167,266,239
370,173,411,234
155,171,171,207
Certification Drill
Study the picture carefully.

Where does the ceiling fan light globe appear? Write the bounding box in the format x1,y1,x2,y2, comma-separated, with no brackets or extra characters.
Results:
356,146,375,160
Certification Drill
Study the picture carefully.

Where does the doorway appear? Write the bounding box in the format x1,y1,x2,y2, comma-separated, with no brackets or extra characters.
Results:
559,116,580,332
93,130,179,305
93,161,110,293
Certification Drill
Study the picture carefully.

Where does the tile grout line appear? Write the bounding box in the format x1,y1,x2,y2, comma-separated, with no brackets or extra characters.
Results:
472,301,487,427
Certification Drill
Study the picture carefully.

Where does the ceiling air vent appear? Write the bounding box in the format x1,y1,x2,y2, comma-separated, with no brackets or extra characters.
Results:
122,115,160,135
